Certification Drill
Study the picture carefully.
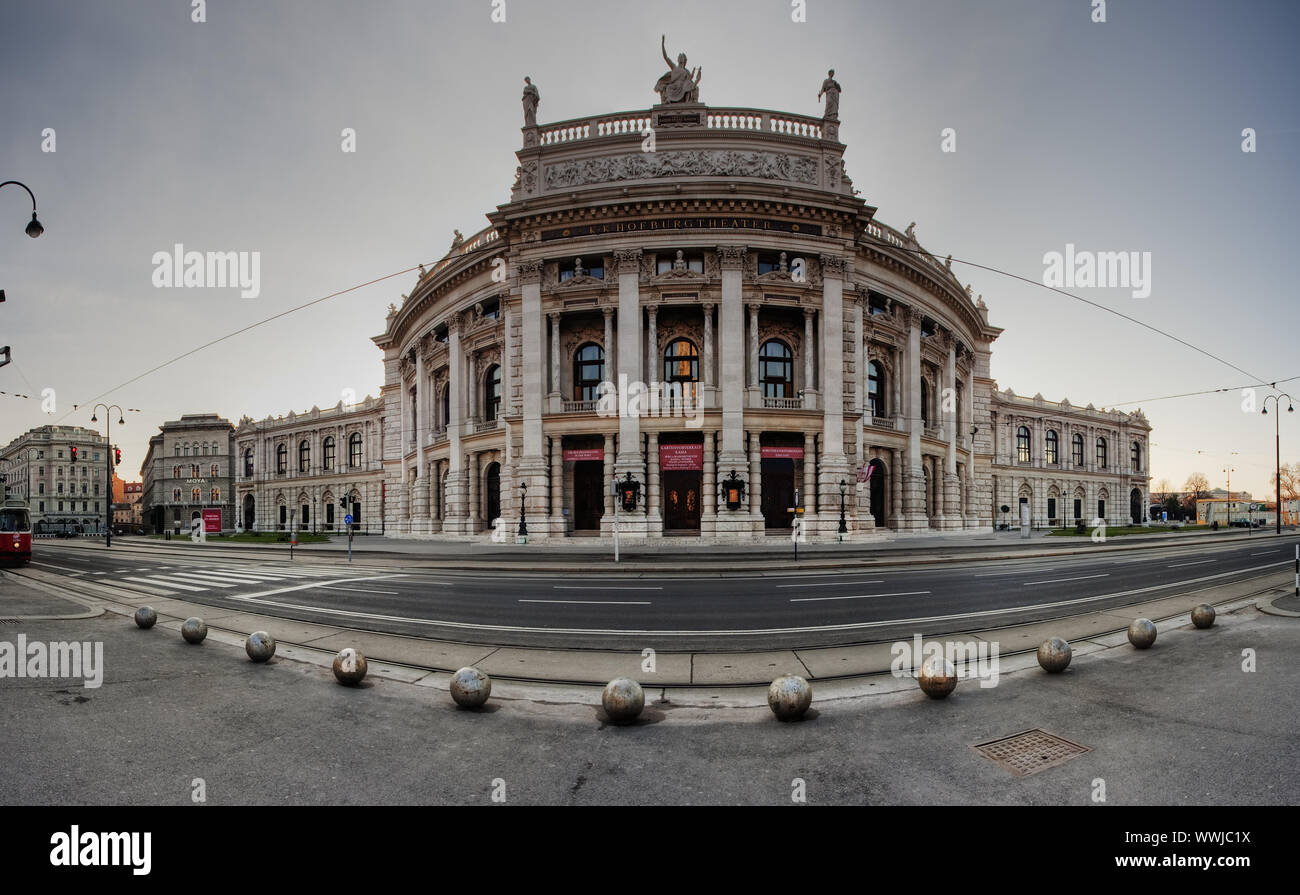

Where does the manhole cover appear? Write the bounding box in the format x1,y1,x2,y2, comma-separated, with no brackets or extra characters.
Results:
972,728,1090,777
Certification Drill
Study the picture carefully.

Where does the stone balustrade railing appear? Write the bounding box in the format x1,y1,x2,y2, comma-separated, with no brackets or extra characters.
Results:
535,106,826,148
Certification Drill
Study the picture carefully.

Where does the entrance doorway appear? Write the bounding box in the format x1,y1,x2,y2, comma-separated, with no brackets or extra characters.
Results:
663,470,702,531
761,458,795,528
1130,488,1141,525
243,494,255,531
868,458,886,525
573,461,603,530
485,463,501,524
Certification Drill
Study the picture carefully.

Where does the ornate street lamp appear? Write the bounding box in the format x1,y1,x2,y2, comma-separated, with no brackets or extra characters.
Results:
0,181,43,238
838,478,849,536
90,404,124,547
1262,394,1294,534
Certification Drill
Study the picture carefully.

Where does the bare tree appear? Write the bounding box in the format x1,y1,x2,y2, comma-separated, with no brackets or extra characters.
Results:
1183,472,1210,517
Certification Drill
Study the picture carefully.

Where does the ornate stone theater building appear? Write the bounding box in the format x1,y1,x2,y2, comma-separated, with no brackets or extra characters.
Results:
369,46,1151,540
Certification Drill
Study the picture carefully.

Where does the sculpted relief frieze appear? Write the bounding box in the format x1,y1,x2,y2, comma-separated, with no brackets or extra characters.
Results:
543,150,818,191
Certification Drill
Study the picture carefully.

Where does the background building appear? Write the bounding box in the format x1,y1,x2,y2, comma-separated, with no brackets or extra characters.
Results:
140,414,234,533
114,479,143,531
233,397,386,533
1197,498,1276,527
0,425,110,532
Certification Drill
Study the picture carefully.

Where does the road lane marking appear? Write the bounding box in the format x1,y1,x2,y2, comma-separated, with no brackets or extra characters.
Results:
229,574,410,604
122,576,206,592
29,561,87,575
520,599,652,605
1251,551,1279,556
165,573,236,588
974,567,1055,577
790,591,929,603
777,580,884,588
1023,574,1110,586
1167,560,1214,568
551,586,662,591
317,586,402,596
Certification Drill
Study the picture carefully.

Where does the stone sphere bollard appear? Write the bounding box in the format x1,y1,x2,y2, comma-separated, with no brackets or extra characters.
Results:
449,666,492,708
181,617,207,644
917,654,957,699
1037,637,1073,673
245,631,276,662
134,606,157,629
1191,604,1216,629
332,648,368,685
601,678,644,723
1128,617,1157,649
767,674,813,721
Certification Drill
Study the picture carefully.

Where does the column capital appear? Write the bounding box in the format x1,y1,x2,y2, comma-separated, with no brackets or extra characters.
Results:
602,305,615,320
819,254,847,277
717,245,747,270
613,248,643,273
747,302,761,316
446,312,464,335
702,301,716,313
906,307,925,329
803,305,816,320
645,303,659,317
517,258,544,284
547,310,561,324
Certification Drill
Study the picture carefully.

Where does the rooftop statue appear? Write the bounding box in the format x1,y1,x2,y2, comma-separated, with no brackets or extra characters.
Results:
522,76,540,127
817,69,841,119
655,35,702,104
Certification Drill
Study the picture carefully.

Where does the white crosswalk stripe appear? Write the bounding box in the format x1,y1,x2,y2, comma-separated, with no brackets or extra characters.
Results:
122,576,206,592
165,573,237,588
106,566,375,597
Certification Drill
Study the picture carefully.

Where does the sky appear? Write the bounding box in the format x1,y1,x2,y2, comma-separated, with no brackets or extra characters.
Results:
1,0,1297,497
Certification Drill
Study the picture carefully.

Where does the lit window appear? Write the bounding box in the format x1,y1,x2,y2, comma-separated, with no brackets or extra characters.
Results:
1017,427,1031,463
1045,430,1059,464
323,437,335,469
1096,437,1108,469
298,440,310,473
1072,433,1084,466
663,339,699,404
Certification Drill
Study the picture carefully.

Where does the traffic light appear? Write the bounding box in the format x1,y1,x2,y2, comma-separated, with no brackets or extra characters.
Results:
114,447,121,465
70,445,78,464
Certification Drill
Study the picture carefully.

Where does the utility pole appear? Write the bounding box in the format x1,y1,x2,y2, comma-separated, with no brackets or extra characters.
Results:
90,405,123,548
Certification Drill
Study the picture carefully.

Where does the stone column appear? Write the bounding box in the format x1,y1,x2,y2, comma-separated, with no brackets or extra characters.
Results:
549,435,564,534
601,432,615,527
412,350,429,533
717,246,750,536
443,315,468,532
893,345,904,430
702,430,716,531
517,259,548,533
900,308,928,530
803,432,817,516
602,307,615,387
748,303,760,391
748,430,762,521
646,305,658,390
702,302,715,388
549,311,561,396
614,250,645,534
817,255,851,534
942,335,960,529
467,451,480,530
803,307,816,408
646,431,662,536
891,447,903,529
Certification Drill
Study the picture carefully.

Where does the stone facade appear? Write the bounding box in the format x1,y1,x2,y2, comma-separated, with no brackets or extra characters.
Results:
0,425,110,531
364,89,1153,541
232,397,386,534
140,414,234,533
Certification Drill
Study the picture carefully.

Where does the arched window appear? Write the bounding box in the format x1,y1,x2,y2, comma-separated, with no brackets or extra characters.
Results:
202,444,209,456
484,365,502,422
1096,437,1108,469
298,440,311,473
210,463,219,477
759,340,793,398
173,465,181,479
921,381,931,425
1017,426,1031,463
1045,429,1059,465
191,488,201,502
663,339,699,404
183,445,190,456
174,445,181,456
1130,440,1141,472
349,432,363,468
867,361,885,416
573,343,605,402
210,488,220,502
1072,433,1084,467
276,444,287,474
243,449,254,477
172,488,180,501
323,437,335,470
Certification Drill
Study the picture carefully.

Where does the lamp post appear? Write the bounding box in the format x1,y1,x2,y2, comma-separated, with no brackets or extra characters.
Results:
90,404,123,548
1263,393,1294,534
0,181,44,238
837,478,848,538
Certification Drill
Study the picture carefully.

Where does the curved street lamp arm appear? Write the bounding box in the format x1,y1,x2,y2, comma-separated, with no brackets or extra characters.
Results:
0,181,38,211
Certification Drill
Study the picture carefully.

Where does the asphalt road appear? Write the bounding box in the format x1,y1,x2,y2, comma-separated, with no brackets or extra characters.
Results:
20,535,1298,650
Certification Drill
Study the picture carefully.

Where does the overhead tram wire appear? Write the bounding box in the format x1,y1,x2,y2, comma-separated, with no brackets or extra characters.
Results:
858,235,1277,389
51,260,434,425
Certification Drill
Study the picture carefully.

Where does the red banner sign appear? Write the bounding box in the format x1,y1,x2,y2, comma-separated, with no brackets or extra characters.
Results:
659,444,703,471
563,449,605,462
761,446,804,460
202,508,222,533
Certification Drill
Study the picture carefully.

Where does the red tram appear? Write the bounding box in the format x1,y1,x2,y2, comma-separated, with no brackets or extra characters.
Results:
0,500,33,565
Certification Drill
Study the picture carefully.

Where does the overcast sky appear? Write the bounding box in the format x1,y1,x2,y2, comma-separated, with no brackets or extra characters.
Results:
2,0,1297,497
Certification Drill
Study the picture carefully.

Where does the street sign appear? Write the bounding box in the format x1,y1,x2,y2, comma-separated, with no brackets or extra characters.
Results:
344,513,354,526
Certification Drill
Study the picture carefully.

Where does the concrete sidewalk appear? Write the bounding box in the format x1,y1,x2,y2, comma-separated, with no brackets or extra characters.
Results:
14,564,1288,698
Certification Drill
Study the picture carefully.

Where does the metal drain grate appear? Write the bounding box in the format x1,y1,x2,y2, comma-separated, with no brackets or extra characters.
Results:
972,729,1091,777
0,618,20,625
